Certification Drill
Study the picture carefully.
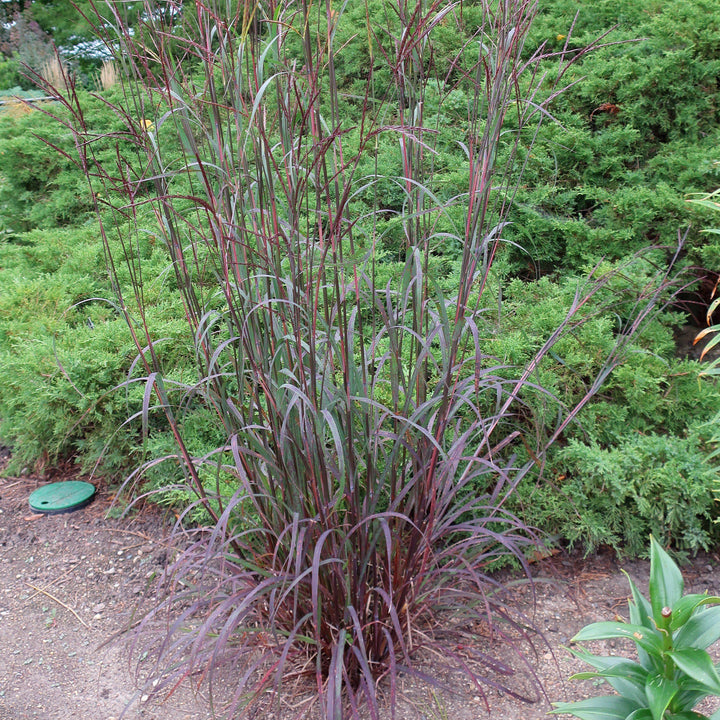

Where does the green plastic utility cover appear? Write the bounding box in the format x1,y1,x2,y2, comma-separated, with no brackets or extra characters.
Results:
29,481,96,514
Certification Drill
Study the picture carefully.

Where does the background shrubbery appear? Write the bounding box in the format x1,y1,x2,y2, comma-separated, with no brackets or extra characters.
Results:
0,222,199,477
509,0,720,272
0,0,718,560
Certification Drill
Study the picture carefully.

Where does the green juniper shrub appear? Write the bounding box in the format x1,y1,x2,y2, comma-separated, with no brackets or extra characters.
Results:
500,0,720,273
0,0,716,568
492,266,720,556
541,431,718,557
0,85,141,233
0,58,22,91
0,126,94,232
505,119,718,273
0,312,145,474
0,224,194,480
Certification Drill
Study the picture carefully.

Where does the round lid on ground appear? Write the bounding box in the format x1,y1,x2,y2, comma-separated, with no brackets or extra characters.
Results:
29,481,96,514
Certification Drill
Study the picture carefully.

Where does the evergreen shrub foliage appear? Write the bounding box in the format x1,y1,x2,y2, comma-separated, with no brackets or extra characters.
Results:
502,0,720,272
0,224,194,476
0,58,22,90
0,87,133,232
492,266,720,555
0,0,717,564
519,431,719,557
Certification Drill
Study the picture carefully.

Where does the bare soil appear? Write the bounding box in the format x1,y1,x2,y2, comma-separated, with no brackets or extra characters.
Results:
2,456,719,720
0,460,206,720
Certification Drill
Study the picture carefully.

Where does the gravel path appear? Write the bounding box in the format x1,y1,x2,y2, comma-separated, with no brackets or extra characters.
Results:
0,473,206,720
2,467,719,720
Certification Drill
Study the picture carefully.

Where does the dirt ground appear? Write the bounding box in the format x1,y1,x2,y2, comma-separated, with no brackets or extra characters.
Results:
0,460,207,720
2,458,719,720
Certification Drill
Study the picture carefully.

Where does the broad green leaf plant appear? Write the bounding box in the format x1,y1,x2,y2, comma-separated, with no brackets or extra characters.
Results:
691,187,720,379
690,188,720,464
552,536,720,720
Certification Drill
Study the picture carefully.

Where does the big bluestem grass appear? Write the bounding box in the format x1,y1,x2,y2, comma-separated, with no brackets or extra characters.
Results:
39,0,679,717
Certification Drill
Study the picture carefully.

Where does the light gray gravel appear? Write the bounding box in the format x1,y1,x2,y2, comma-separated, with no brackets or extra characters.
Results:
3,470,719,720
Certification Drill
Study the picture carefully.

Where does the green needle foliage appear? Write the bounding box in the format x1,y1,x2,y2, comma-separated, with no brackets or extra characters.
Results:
34,0,682,716
506,0,720,274
552,536,720,720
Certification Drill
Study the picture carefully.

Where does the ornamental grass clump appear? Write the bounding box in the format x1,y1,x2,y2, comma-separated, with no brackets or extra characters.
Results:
40,0,678,716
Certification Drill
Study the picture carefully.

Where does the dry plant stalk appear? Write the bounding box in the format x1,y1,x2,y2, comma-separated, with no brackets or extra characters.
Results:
39,56,70,93
99,59,117,90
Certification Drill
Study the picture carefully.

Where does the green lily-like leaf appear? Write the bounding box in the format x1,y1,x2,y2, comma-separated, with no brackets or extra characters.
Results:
668,647,720,696
626,710,653,720
710,707,720,720
571,665,646,682
573,621,664,655
624,570,656,670
567,647,640,671
625,571,654,630
645,673,678,720
673,676,712,710
649,536,684,624
567,648,649,705
550,696,642,719
674,606,720,650
670,594,720,632
568,648,647,675
666,713,712,719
